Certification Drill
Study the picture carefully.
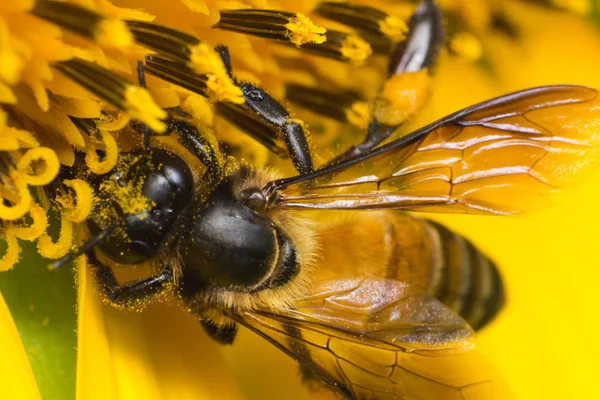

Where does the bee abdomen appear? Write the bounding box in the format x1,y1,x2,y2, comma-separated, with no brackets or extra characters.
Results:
425,221,505,331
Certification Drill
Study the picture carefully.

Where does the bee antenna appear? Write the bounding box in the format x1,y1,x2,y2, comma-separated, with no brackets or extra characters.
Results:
137,61,151,154
50,221,122,270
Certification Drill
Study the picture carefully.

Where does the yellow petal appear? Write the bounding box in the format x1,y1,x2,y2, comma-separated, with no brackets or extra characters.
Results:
77,254,246,399
0,292,41,400
76,256,120,400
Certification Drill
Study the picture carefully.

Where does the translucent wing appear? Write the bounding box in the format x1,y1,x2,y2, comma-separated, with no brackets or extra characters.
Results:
262,85,600,215
232,279,512,400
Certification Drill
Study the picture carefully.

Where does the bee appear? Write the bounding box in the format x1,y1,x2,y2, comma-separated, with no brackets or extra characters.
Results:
47,1,600,400
53,83,600,399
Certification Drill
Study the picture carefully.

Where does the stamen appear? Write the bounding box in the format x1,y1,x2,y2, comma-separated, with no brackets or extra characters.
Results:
125,20,203,65
96,112,130,131
214,10,326,46
215,10,371,65
125,21,243,103
0,169,32,221
54,58,167,132
547,0,591,14
16,147,60,186
182,94,214,127
0,229,21,271
85,130,119,175
314,2,407,42
57,179,94,223
0,127,39,151
144,56,209,97
303,31,372,65
216,103,289,158
285,83,369,128
37,213,73,259
450,32,483,62
31,1,133,50
11,202,48,241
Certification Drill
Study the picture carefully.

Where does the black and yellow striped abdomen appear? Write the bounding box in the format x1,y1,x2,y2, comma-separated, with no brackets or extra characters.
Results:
318,212,505,331
424,221,505,330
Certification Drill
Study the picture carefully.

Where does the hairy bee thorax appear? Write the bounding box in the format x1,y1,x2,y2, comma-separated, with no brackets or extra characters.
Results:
178,165,319,327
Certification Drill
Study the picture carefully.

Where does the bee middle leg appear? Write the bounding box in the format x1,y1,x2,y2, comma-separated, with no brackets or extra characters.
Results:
87,252,173,308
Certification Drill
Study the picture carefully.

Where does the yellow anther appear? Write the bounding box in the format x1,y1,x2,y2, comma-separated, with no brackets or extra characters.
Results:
124,85,167,133
17,147,60,186
182,95,214,127
450,32,483,62
85,130,118,175
189,43,244,104
94,18,134,49
57,179,94,223
341,35,372,66
285,14,327,46
379,15,408,42
11,202,48,241
0,170,32,221
551,0,591,14
0,229,21,271
345,101,370,130
37,213,73,259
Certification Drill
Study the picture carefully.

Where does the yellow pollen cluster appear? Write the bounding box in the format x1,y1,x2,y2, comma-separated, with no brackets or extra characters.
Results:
285,14,327,46
379,15,408,42
345,101,370,130
374,69,431,126
340,35,373,66
189,43,244,104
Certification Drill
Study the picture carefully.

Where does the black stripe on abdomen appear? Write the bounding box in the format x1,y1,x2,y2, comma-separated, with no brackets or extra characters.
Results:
426,221,505,331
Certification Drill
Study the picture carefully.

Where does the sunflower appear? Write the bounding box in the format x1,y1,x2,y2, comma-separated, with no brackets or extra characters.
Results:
2,0,600,399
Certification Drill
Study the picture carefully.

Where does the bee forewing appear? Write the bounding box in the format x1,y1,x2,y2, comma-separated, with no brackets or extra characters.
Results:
234,278,513,400
267,85,600,215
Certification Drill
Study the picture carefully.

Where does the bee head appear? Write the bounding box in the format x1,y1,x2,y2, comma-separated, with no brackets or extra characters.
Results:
91,148,194,264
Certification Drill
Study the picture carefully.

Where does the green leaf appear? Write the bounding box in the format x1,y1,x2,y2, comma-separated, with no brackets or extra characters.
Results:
0,240,77,400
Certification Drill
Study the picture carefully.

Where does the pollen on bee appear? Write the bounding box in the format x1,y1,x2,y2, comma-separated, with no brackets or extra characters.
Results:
373,69,431,126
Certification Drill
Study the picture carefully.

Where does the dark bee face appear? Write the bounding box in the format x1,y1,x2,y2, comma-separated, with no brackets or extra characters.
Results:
180,175,299,291
90,149,194,264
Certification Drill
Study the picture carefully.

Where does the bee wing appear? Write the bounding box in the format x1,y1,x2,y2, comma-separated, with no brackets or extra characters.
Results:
264,85,600,215
232,278,512,400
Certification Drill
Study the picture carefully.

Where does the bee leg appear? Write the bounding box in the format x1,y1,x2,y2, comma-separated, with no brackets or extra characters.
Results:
215,45,314,175
201,319,238,345
164,118,221,179
132,116,221,179
87,252,173,308
214,45,233,78
327,0,444,164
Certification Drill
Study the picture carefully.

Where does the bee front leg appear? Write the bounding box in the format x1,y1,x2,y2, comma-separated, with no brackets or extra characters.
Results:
87,253,173,308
